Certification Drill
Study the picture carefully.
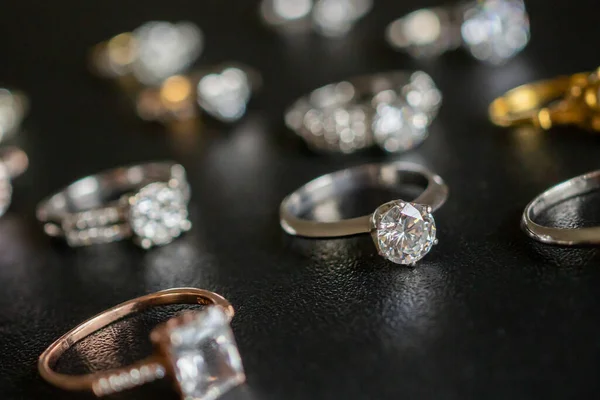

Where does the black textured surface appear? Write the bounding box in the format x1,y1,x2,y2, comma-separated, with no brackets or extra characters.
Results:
1,1,600,399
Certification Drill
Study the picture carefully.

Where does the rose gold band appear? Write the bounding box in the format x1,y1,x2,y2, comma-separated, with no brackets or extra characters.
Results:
38,288,234,396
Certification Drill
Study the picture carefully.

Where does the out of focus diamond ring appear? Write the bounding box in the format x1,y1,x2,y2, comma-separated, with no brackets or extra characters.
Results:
0,88,28,142
38,288,246,400
91,21,203,86
280,162,448,265
386,0,530,64
285,71,441,153
37,162,191,249
136,63,260,124
260,0,372,37
0,146,28,218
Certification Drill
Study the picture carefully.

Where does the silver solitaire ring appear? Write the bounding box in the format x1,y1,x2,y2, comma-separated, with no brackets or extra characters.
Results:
386,0,530,64
522,170,600,246
37,162,191,249
280,162,448,265
285,71,441,154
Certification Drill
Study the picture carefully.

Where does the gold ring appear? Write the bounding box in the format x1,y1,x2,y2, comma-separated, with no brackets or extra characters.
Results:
489,70,600,131
38,288,245,399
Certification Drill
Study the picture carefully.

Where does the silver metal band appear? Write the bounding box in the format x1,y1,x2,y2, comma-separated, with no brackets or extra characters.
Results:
37,162,189,247
280,162,448,238
522,170,600,245
285,71,441,154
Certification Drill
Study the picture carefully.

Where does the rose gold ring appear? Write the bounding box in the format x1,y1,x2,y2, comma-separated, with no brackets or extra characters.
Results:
38,288,246,400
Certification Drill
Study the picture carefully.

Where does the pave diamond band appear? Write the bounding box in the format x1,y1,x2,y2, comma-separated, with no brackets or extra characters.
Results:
279,162,448,264
38,288,245,400
285,71,441,153
386,0,530,64
36,162,191,248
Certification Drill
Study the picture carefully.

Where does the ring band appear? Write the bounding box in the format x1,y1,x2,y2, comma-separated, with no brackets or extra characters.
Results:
36,162,191,248
38,288,245,399
280,162,448,264
285,71,441,154
522,170,600,245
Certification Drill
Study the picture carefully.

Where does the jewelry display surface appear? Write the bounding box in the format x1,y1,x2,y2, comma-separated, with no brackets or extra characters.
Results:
2,1,600,400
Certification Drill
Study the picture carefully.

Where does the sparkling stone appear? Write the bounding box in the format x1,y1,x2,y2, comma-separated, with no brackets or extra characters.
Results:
129,182,189,247
168,307,245,400
372,100,428,153
386,8,460,58
197,68,251,122
401,72,442,118
461,0,530,64
373,201,436,265
312,0,372,37
132,21,203,85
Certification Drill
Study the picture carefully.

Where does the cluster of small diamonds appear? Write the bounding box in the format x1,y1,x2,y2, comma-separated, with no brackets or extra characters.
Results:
290,72,441,153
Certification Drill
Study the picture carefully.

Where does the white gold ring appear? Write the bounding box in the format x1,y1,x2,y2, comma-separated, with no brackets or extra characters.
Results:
285,71,441,154
37,162,191,249
280,162,449,265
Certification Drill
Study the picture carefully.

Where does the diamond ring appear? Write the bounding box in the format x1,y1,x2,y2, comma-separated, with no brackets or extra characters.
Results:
386,0,530,64
136,63,260,124
279,162,449,265
38,288,246,400
91,21,204,86
0,88,28,142
36,162,191,249
260,0,373,37
0,146,28,218
522,170,600,246
285,71,441,154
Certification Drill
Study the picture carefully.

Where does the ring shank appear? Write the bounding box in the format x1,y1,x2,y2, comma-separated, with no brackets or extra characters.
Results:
522,170,600,245
280,162,448,238
38,288,233,393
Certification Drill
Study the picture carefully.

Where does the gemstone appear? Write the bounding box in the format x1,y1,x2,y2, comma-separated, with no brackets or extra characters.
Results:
373,201,437,265
461,0,530,64
197,67,251,122
372,99,428,153
132,21,203,85
386,8,460,58
129,182,189,248
168,307,245,400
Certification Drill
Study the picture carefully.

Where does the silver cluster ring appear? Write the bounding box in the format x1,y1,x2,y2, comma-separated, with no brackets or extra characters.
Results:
386,0,530,64
285,71,442,154
37,162,191,249
280,162,449,265
522,170,600,246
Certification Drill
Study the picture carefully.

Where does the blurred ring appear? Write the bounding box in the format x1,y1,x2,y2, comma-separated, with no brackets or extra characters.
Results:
386,0,530,65
285,71,441,153
91,21,203,86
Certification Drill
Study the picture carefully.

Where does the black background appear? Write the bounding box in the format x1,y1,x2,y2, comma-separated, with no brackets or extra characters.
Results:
1,1,600,399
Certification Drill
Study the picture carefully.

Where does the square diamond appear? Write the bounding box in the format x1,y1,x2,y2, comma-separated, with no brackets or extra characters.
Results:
167,306,245,400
